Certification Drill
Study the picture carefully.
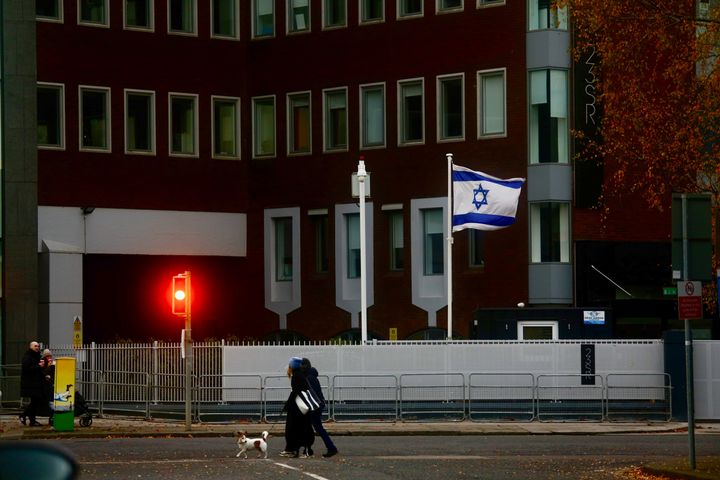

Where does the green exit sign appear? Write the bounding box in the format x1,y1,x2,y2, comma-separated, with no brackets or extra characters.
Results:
663,286,678,296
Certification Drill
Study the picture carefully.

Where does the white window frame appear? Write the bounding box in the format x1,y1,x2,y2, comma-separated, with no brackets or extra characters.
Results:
323,87,349,152
322,0,347,29
286,91,312,156
359,82,386,149
397,77,425,146
168,92,199,157
124,89,156,155
529,202,570,263
167,0,197,36
517,321,559,340
477,68,507,138
436,72,465,143
529,69,569,164
528,0,566,30
287,0,311,34
124,0,154,31
388,209,404,271
37,82,65,150
360,0,384,24
436,0,463,14
397,0,423,19
478,0,505,8
37,0,64,23
252,0,276,39
211,95,241,160
78,0,109,27
211,0,240,39
252,95,277,158
78,85,111,152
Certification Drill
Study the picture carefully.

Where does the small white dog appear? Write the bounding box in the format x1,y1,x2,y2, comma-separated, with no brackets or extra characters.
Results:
236,431,269,459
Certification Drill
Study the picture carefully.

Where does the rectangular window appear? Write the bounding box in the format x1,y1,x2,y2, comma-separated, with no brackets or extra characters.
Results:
360,83,385,148
79,0,108,25
37,83,64,149
478,69,506,137
253,96,276,157
313,214,329,273
389,211,404,270
346,213,360,278
125,0,152,29
468,229,485,267
438,0,462,12
518,321,558,340
37,0,62,21
169,0,196,34
398,79,424,145
323,0,346,28
530,202,570,263
438,74,464,141
212,0,239,38
398,0,422,17
361,0,383,23
275,217,293,281
125,90,155,154
288,0,310,33
288,92,311,155
528,0,567,30
529,69,569,163
423,208,443,275
324,88,348,151
169,94,198,156
253,0,275,37
79,86,110,151
212,96,240,159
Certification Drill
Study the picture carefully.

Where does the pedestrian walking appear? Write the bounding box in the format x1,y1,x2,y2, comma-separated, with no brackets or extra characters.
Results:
301,358,338,458
19,341,45,426
279,357,315,458
41,349,55,423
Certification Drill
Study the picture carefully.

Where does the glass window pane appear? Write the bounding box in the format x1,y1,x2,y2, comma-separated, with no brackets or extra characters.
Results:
255,0,274,36
469,229,484,267
440,77,463,139
214,99,238,157
530,69,568,163
127,93,152,152
37,0,60,18
481,72,505,135
81,89,108,149
325,90,347,150
400,0,422,16
423,208,443,275
440,0,462,10
314,215,328,273
80,0,106,24
324,0,346,27
169,0,194,32
347,213,360,278
275,217,293,281
171,96,195,154
254,97,275,156
362,86,384,147
531,202,569,263
362,0,383,21
288,0,309,32
126,0,150,27
38,86,62,147
289,94,311,154
389,212,403,270
400,82,423,143
213,0,236,36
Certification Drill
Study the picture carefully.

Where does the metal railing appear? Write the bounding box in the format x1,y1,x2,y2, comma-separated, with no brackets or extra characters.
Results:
332,374,398,422
536,374,605,422
469,373,535,421
605,373,672,421
400,373,466,421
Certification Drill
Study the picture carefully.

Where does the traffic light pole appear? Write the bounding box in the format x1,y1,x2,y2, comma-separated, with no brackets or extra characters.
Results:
184,272,192,432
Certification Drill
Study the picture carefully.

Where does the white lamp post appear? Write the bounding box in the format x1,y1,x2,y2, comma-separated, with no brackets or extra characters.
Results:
357,158,368,344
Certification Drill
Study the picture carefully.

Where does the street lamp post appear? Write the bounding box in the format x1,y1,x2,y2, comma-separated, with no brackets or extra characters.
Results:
357,159,368,344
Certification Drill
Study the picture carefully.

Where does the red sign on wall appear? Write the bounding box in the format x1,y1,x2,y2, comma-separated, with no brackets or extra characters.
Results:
677,281,702,320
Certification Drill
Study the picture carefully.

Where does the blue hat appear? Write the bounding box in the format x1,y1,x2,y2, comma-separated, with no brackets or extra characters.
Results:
289,357,303,370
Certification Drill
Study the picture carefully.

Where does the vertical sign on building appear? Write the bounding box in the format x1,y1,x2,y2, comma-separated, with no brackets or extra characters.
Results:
581,344,595,385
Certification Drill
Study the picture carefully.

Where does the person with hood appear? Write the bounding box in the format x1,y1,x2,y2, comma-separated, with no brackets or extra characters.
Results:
19,341,45,426
279,357,315,457
301,358,338,458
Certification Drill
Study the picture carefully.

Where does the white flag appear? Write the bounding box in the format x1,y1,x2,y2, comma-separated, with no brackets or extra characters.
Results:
452,164,525,232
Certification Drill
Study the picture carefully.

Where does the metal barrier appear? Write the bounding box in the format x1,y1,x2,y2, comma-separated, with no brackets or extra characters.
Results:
99,371,152,419
606,373,672,421
469,373,535,422
332,375,398,422
196,374,262,423
0,365,22,412
536,374,605,422
400,373,465,421
262,375,331,423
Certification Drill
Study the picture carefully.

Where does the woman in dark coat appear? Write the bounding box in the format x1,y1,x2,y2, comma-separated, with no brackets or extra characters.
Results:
280,357,315,457
19,341,45,426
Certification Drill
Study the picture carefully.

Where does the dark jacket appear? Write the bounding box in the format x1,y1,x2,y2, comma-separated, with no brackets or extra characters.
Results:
20,348,44,398
284,369,315,451
305,367,326,407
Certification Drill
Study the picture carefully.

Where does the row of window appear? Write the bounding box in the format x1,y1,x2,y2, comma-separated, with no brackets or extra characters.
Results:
271,199,568,283
38,68,570,164
38,0,510,38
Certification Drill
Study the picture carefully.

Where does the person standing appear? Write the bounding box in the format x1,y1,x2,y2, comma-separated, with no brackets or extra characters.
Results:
301,358,338,458
41,349,55,423
19,341,45,426
280,357,315,458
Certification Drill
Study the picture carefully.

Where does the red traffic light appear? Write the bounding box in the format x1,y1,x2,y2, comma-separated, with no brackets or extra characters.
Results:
172,273,190,316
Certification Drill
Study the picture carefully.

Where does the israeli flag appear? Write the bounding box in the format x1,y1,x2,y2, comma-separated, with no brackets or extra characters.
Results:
452,164,525,232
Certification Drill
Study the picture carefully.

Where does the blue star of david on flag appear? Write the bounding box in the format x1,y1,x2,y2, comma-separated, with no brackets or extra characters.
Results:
452,164,525,232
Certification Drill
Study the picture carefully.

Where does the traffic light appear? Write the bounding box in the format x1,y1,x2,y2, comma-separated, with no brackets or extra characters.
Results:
172,273,189,316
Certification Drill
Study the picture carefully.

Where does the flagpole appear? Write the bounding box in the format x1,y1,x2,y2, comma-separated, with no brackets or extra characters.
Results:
446,153,453,340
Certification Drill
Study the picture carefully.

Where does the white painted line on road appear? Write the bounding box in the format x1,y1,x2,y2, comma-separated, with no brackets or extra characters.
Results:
274,461,332,480
376,455,491,460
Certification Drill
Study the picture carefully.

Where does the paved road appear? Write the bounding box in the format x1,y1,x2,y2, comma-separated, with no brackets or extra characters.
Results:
59,433,719,479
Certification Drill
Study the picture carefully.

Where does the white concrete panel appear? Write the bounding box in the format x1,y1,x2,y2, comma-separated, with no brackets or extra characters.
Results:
39,206,246,256
48,253,83,303
48,304,83,346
